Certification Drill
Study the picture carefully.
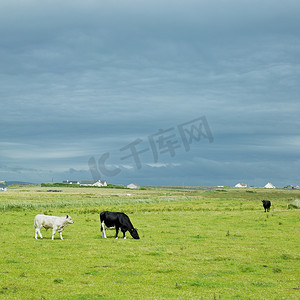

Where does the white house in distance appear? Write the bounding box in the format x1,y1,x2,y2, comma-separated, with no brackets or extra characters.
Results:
264,182,276,189
0,183,7,191
80,180,107,187
127,183,140,189
235,183,247,188
63,180,80,184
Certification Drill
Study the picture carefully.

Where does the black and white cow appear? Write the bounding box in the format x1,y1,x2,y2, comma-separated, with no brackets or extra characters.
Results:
100,211,140,239
262,200,271,212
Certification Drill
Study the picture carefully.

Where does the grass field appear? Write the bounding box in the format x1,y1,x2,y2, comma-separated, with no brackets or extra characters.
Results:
0,186,299,299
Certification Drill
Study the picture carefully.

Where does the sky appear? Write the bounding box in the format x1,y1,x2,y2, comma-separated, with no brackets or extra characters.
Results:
1,0,300,187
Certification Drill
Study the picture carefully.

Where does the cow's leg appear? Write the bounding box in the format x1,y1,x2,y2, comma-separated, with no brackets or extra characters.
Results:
59,231,63,240
115,227,119,239
120,227,126,239
35,227,43,239
38,228,43,239
52,227,57,240
101,221,107,238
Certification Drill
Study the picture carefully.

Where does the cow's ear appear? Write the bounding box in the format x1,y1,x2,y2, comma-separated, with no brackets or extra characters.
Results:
66,215,69,218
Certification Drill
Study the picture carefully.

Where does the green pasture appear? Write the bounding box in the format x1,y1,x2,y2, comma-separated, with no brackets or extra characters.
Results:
0,186,299,299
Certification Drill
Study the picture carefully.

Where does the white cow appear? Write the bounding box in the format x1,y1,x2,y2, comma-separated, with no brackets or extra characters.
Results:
34,214,74,240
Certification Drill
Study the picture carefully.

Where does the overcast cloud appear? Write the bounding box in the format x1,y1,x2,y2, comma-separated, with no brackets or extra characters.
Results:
1,0,300,187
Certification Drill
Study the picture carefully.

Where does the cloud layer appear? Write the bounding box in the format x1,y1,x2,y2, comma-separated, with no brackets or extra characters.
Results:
1,0,300,187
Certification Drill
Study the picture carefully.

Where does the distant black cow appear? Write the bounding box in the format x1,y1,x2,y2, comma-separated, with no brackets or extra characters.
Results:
262,200,271,212
100,211,140,239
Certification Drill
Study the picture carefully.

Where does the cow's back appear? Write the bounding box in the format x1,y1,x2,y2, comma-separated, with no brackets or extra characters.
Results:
117,213,132,228
101,211,131,227
101,211,121,227
262,200,271,208
34,214,65,229
35,214,54,228
34,214,46,226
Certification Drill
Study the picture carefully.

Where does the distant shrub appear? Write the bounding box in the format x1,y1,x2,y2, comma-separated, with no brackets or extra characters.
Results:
41,183,71,187
106,184,126,189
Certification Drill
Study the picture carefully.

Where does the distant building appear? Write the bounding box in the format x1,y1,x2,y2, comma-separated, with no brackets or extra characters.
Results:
127,183,140,189
80,180,107,187
284,185,294,189
235,183,247,188
0,183,7,191
264,182,276,189
63,180,80,184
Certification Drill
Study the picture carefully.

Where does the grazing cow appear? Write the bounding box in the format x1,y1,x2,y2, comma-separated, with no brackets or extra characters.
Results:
100,211,140,239
262,200,271,212
34,214,74,240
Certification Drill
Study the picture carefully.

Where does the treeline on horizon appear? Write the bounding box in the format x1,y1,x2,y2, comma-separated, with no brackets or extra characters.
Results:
41,182,128,189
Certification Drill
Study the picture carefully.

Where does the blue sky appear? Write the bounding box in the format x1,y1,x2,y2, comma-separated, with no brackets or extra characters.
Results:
1,0,299,187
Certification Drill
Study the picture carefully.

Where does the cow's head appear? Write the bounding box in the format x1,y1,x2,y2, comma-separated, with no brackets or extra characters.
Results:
130,228,140,239
66,215,74,224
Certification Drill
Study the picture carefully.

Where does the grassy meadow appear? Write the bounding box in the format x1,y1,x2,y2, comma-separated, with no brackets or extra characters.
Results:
0,186,299,299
